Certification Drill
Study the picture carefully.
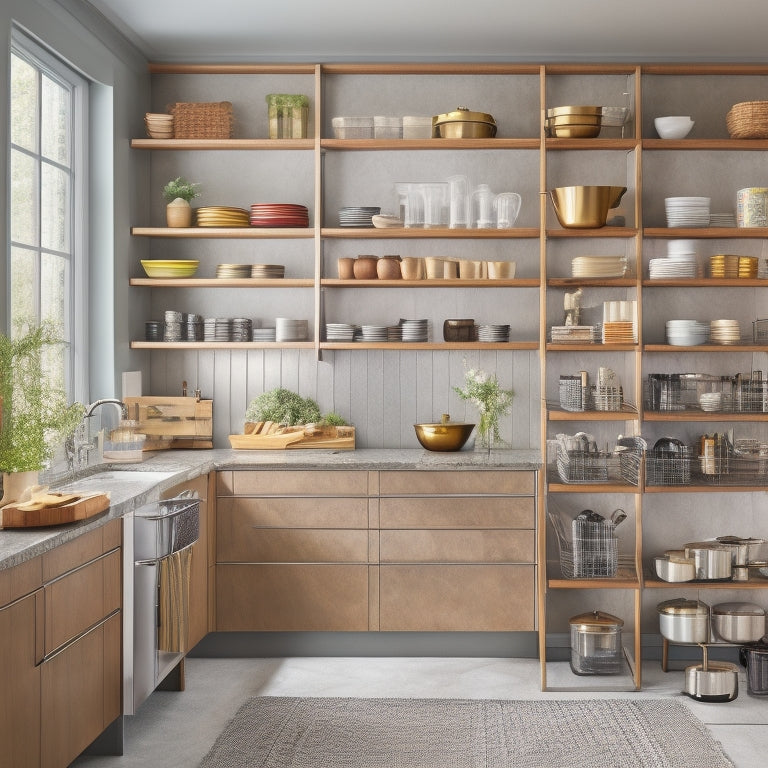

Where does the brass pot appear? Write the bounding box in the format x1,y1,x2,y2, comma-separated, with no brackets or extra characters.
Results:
548,185,627,228
432,107,497,139
414,414,475,451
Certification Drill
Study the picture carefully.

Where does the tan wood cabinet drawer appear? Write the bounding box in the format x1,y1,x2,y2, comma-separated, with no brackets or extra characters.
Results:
41,612,121,768
218,528,369,563
44,549,121,656
379,496,534,529
0,555,42,608
217,495,369,529
41,518,120,583
379,470,535,496
216,564,369,631
379,564,534,631
218,470,370,497
380,529,535,564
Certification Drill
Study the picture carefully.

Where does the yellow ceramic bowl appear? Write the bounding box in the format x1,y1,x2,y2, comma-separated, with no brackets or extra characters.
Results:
141,260,199,278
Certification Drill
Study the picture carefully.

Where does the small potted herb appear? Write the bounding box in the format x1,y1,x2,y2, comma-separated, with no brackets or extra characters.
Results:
163,176,201,227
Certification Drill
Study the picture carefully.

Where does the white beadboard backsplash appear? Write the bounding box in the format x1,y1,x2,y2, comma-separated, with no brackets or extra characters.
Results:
147,348,540,450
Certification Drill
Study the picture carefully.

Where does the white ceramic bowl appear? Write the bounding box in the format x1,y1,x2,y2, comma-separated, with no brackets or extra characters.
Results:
654,116,694,139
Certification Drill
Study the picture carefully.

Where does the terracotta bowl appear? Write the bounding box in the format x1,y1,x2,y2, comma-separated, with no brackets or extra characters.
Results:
353,256,378,279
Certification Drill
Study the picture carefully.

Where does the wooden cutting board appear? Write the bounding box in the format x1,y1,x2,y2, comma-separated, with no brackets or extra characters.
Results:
0,492,111,529
229,425,355,451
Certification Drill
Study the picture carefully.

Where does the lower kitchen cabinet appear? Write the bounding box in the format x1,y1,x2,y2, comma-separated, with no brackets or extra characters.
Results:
215,468,538,633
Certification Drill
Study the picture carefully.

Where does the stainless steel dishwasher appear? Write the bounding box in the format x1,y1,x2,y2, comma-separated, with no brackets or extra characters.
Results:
123,492,200,715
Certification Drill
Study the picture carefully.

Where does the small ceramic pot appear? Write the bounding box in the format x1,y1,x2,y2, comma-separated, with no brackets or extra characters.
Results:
401,257,425,280
166,201,192,227
353,256,378,279
377,255,401,279
337,257,355,279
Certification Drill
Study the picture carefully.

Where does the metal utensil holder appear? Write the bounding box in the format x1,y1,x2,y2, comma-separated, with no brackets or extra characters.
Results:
549,509,619,578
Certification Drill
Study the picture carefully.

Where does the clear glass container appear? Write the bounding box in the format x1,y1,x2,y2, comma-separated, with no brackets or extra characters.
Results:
266,94,309,139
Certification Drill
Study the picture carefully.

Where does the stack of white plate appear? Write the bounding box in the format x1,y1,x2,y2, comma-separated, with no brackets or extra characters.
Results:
387,325,403,342
275,317,309,342
665,197,711,227
401,319,429,342
665,319,710,345
710,319,741,344
699,392,723,412
338,206,381,227
144,112,173,138
710,212,736,227
216,264,252,278
477,324,510,342
571,255,627,279
649,255,698,279
251,264,285,279
252,327,277,342
325,323,356,341
203,317,233,342
361,325,388,341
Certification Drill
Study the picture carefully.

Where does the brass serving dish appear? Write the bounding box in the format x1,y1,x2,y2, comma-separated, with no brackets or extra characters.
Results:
432,107,497,138
548,185,627,228
414,414,475,451
546,105,602,118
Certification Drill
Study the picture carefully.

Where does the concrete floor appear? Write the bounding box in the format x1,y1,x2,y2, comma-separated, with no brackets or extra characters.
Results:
71,657,767,768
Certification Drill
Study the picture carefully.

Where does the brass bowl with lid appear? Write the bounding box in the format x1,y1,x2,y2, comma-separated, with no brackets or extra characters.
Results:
414,414,475,451
432,107,497,139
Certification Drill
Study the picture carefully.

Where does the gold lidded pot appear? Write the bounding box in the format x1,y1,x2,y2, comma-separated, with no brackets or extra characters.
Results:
432,107,497,139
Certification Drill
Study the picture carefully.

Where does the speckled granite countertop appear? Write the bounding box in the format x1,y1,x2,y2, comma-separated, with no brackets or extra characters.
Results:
0,448,540,571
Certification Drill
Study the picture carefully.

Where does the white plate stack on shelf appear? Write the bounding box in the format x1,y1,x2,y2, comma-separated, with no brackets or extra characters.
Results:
710,319,741,345
275,317,309,342
665,197,711,228
710,212,736,227
203,317,233,342
251,264,285,279
400,319,429,342
648,239,701,279
325,323,356,341
699,392,724,411
665,319,710,346
252,327,277,342
338,206,381,227
360,325,388,341
216,264,252,278
477,324,511,342
571,255,628,279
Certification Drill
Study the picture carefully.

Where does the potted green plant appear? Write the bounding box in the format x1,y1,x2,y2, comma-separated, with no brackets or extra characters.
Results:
0,323,85,505
163,176,201,227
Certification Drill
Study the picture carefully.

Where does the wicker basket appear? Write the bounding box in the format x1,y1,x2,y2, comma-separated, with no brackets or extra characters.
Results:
169,101,233,139
726,101,768,139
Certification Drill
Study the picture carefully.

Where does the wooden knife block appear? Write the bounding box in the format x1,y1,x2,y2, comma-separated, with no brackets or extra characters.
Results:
123,396,213,449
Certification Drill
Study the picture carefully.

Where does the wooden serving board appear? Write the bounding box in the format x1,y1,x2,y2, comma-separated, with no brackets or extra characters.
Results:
229,426,355,451
123,396,213,449
0,492,111,529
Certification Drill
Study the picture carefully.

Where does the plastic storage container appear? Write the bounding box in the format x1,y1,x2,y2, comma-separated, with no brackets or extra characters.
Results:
331,116,373,139
373,115,402,139
569,610,624,675
402,115,433,139
265,94,309,139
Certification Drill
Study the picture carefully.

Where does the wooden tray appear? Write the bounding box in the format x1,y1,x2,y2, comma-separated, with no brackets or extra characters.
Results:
0,492,111,528
229,425,355,450
124,396,213,449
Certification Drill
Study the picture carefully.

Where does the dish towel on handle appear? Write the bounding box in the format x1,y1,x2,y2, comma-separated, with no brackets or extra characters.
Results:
158,547,193,653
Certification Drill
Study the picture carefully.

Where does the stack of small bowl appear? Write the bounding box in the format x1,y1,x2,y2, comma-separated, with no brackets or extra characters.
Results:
545,106,602,138
144,112,174,138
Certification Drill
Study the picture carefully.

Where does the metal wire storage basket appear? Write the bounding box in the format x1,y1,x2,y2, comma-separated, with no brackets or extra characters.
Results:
559,375,587,411
555,443,609,483
549,510,619,578
592,385,623,411
698,451,768,485
645,446,694,486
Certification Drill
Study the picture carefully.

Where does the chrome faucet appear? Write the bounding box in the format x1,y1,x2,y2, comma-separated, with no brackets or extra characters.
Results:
66,398,128,473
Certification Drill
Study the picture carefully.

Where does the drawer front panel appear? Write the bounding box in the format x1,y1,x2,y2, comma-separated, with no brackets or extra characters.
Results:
379,564,534,631
380,529,535,564
216,564,369,631
379,470,535,496
220,470,370,497
217,495,369,529
379,496,534,529
218,528,369,563
44,550,121,656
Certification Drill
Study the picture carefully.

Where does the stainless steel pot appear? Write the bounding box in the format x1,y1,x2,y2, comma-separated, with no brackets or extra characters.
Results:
684,542,733,580
684,645,739,702
654,553,695,582
711,601,766,643
716,536,766,566
658,598,710,643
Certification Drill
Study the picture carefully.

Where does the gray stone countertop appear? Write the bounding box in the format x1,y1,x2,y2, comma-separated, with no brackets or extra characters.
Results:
0,447,541,571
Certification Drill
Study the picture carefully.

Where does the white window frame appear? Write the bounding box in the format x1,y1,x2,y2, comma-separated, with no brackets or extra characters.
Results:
8,27,89,404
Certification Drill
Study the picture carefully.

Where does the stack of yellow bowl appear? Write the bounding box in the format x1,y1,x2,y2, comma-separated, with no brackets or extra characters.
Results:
545,106,602,138
140,260,199,278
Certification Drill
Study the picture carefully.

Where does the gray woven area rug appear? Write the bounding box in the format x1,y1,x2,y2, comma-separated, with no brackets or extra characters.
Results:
198,696,734,768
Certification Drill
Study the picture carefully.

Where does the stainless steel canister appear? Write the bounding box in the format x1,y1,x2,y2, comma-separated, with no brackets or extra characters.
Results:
657,598,710,643
683,542,733,580
711,602,766,643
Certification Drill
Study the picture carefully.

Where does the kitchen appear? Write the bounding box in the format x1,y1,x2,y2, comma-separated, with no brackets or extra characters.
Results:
2,0,768,766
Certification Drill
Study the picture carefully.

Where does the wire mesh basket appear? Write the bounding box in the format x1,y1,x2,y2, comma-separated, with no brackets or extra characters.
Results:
592,385,623,411
549,509,619,578
697,445,768,485
555,443,610,483
559,375,588,411
645,446,694,486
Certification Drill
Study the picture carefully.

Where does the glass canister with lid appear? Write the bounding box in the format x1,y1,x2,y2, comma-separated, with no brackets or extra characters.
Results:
569,610,624,675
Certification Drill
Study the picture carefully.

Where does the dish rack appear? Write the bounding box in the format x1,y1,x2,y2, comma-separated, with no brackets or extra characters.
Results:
549,508,618,578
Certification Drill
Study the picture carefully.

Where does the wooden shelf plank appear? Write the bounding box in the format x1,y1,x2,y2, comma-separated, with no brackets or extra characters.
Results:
547,343,638,352
643,278,768,287
644,343,766,352
644,576,768,589
546,227,638,238
545,138,638,150
547,405,639,421
643,138,768,151
644,227,768,239
131,138,315,150
130,341,315,349
644,484,768,493
321,278,540,288
131,227,315,239
547,482,640,494
548,565,640,590
320,62,542,75
320,341,540,351
321,138,539,150
321,227,540,239
148,62,316,74
643,411,768,422
548,277,637,288
130,278,314,287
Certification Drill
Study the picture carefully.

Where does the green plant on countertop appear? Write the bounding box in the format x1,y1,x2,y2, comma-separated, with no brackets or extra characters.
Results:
0,323,85,473
244,388,347,426
162,176,201,203
453,362,514,450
